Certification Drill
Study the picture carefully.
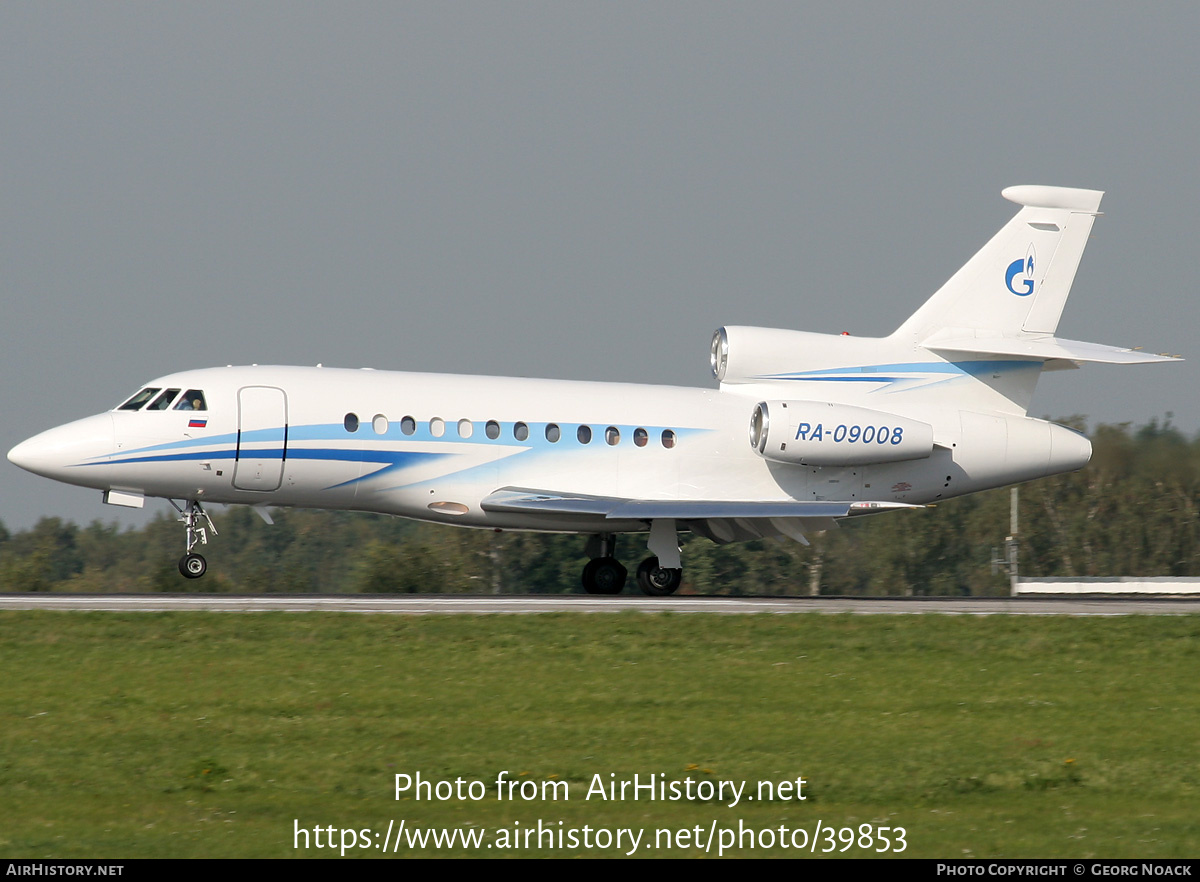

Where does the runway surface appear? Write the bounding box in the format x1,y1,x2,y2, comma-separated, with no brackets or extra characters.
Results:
2,593,1198,615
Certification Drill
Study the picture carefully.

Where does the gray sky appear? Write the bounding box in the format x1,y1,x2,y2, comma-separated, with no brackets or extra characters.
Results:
2,2,1197,532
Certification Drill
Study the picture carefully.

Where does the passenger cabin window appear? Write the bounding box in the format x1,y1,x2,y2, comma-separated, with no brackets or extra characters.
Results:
661,429,677,449
147,389,181,411
400,416,416,435
118,388,161,411
174,390,207,411
634,428,648,447
344,413,360,432
485,420,501,440
513,422,529,441
545,423,560,442
605,426,620,446
577,425,592,444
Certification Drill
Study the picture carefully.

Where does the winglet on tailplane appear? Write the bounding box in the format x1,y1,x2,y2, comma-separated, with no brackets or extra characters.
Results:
894,185,1178,367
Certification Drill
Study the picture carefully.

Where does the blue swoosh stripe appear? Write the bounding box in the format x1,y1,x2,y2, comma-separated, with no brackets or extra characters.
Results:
77,448,451,468
761,360,1036,381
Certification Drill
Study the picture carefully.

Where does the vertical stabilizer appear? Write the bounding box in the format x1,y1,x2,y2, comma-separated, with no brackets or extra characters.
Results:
891,185,1103,345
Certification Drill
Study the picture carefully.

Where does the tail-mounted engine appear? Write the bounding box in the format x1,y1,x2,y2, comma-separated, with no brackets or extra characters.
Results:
711,325,886,385
750,400,935,466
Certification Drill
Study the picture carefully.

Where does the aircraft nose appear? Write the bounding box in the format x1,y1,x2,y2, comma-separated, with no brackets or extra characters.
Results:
8,414,115,482
7,437,36,471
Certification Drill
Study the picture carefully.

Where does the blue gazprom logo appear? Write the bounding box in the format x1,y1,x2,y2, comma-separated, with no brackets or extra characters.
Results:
1005,245,1036,296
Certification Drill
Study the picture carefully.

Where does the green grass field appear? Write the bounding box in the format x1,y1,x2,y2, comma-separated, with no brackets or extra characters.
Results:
1,610,1198,858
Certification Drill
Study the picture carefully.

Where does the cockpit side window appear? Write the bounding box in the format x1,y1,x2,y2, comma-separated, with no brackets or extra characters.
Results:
118,388,161,411
174,390,207,411
147,389,181,411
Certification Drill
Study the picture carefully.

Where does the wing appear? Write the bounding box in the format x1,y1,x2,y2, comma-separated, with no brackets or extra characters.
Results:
480,487,922,545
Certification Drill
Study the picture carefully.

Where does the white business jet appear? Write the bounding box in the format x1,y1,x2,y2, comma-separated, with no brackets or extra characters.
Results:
8,186,1178,594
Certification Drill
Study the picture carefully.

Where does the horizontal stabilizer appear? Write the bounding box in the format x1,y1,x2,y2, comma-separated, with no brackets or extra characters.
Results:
1001,185,1104,213
924,334,1181,365
482,488,921,520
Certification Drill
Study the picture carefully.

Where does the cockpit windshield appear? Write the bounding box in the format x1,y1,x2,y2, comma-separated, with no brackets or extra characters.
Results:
117,388,161,411
147,389,181,410
116,387,207,412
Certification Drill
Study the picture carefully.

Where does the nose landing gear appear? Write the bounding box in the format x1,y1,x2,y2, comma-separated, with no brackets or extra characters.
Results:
170,499,218,579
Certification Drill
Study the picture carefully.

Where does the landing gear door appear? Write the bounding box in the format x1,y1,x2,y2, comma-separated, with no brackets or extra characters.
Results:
233,386,287,492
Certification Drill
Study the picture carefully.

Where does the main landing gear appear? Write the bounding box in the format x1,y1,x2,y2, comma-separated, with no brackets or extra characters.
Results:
581,524,684,596
170,499,218,579
636,557,682,596
581,533,627,594
582,556,627,595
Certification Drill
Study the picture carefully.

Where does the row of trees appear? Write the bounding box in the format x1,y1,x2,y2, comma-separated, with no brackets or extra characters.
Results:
1,418,1197,595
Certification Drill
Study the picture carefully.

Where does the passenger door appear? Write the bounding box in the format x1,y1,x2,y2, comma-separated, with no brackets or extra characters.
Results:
233,386,288,491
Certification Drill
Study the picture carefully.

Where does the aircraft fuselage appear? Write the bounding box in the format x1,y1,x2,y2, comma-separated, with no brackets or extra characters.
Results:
10,363,1091,535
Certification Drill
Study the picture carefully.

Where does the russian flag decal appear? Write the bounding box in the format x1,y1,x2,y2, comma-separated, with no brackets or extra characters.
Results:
189,419,207,428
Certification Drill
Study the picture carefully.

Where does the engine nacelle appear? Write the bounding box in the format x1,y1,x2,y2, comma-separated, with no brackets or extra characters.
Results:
711,325,889,385
750,400,935,466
